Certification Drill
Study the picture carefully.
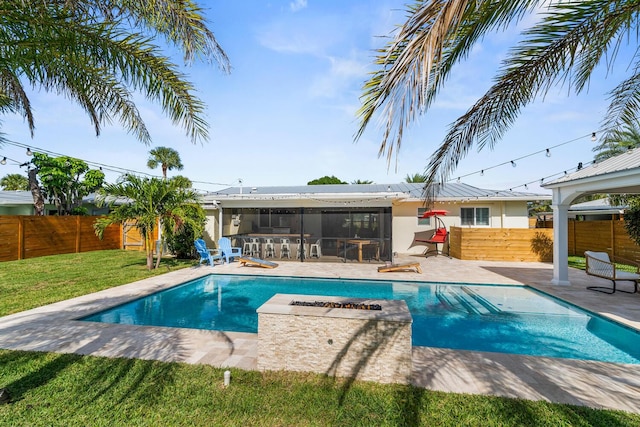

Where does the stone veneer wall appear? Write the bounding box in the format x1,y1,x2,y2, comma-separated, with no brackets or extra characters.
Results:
257,294,412,384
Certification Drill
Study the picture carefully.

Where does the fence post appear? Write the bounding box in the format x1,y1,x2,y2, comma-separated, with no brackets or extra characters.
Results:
75,216,81,253
18,216,24,260
611,217,616,257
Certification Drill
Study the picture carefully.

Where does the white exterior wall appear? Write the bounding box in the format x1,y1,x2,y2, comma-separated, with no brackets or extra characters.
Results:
393,200,531,255
203,209,219,248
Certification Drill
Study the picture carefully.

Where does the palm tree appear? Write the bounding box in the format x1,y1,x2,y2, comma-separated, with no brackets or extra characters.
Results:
591,120,640,207
357,1,640,194
351,179,373,184
147,147,184,179
593,121,640,162
0,173,28,190
405,173,426,183
0,1,229,145
94,174,203,270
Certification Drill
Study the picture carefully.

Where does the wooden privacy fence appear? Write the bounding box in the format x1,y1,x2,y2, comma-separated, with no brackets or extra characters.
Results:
449,227,555,262
0,215,123,262
568,219,640,260
449,220,640,262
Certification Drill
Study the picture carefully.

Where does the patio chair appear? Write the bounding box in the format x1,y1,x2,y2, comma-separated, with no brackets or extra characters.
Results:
416,227,450,257
217,237,242,263
194,239,222,266
584,251,639,294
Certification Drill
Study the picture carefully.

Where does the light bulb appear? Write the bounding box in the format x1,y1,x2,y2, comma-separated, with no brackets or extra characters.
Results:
480,170,484,176
0,157,6,165
524,184,528,189
591,132,596,141
456,177,460,183
545,149,551,157
26,148,33,156
511,160,516,167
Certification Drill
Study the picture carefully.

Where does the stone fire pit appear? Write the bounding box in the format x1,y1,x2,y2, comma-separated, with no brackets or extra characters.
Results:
289,300,382,310
257,294,412,384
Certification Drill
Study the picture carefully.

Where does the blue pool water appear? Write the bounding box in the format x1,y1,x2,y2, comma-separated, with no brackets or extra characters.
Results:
81,274,640,364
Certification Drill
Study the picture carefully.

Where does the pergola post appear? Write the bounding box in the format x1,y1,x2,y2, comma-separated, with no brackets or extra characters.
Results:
551,202,570,286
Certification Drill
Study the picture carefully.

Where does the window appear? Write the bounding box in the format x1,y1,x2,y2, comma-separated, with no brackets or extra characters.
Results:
417,208,431,226
460,207,489,226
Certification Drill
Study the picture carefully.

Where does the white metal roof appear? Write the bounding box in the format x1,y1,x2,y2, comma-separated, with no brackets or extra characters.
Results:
203,182,549,203
544,148,640,189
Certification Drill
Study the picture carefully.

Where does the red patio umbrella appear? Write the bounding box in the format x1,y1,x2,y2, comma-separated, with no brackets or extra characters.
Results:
419,209,448,219
419,209,448,229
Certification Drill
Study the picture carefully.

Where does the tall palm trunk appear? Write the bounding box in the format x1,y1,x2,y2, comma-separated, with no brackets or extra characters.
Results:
28,169,45,216
144,231,155,270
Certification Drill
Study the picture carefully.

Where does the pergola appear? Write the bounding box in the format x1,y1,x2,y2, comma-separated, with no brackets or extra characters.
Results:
542,149,640,285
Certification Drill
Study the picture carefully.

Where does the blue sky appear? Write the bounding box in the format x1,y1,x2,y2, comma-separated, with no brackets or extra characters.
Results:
0,0,623,194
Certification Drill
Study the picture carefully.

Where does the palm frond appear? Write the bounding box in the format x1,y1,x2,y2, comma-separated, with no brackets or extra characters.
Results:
0,0,224,144
424,0,640,187
356,0,541,165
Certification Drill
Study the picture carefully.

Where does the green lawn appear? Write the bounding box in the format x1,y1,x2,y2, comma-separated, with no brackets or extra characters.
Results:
568,256,586,270
1,251,639,426
0,250,194,317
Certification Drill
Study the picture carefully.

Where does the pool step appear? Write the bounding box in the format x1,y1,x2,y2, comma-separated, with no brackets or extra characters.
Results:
436,286,500,315
460,286,501,314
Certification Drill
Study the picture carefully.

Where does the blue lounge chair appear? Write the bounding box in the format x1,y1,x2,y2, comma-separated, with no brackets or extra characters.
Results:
218,237,242,263
194,239,222,266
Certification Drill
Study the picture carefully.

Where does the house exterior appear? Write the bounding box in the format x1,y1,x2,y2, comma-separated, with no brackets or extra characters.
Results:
201,183,550,260
0,191,51,215
0,191,109,215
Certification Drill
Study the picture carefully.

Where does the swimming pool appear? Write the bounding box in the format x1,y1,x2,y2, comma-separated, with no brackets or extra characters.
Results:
81,274,640,364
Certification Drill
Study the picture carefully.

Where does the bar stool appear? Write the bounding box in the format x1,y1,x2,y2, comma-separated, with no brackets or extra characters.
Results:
309,239,322,258
263,238,276,258
242,238,252,257
250,238,261,258
280,238,291,259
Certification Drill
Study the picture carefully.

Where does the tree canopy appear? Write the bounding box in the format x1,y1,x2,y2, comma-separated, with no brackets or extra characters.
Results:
405,173,426,183
0,173,28,191
357,1,640,195
147,147,184,178
0,0,229,145
307,176,347,185
30,153,105,215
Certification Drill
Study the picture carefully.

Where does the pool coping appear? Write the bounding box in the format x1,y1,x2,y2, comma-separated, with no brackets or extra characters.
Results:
1,258,639,413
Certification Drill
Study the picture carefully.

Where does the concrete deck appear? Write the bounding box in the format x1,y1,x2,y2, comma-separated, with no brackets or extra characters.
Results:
1,256,639,413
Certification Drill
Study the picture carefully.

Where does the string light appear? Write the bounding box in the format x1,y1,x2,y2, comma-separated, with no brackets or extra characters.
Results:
444,131,603,184
591,132,597,141
0,140,231,193
0,157,5,165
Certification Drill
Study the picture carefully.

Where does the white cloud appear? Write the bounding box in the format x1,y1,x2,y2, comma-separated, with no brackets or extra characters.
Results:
290,0,308,12
309,55,368,99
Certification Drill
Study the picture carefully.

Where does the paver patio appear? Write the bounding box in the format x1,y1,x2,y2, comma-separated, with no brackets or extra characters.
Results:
0,256,638,413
